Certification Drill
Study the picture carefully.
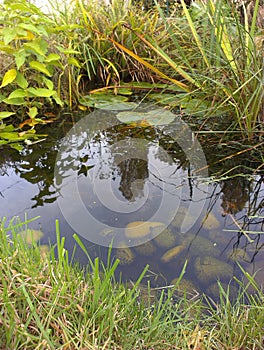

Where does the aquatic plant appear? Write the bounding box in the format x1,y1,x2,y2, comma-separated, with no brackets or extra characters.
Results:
112,0,264,139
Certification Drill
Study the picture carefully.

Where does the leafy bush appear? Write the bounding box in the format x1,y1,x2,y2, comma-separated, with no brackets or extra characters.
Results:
0,0,79,148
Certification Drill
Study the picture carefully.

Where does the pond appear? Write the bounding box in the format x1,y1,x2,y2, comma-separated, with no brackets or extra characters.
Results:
0,105,263,300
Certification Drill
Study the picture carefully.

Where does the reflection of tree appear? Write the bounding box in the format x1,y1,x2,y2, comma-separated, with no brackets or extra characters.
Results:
118,158,148,200
221,176,250,215
0,116,76,208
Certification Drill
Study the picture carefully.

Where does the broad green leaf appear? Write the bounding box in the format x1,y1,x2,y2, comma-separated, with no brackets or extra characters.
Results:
0,111,15,120
16,72,28,89
16,28,28,38
3,97,25,105
45,53,61,62
68,57,82,68
28,106,38,119
0,44,14,54
10,3,34,12
2,28,17,45
95,101,137,110
80,93,128,108
1,124,15,132
0,69,17,88
29,61,51,76
18,23,40,35
38,38,48,55
10,143,23,151
56,46,80,55
7,89,27,99
0,132,23,141
23,41,45,56
117,108,175,125
27,87,56,97
42,77,54,90
52,93,64,106
14,50,27,70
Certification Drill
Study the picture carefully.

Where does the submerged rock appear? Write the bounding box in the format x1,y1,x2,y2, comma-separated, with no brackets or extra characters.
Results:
195,256,233,283
227,247,250,263
202,212,220,231
161,244,185,263
171,278,198,296
115,245,135,265
181,234,220,257
154,228,176,248
209,230,229,245
171,207,195,229
125,221,166,239
206,282,238,300
135,240,156,256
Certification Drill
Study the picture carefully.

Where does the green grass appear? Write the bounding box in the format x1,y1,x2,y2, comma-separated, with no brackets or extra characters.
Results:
0,216,263,349
109,0,264,139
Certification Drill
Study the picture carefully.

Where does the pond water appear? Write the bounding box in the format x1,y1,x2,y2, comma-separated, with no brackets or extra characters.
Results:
0,106,263,300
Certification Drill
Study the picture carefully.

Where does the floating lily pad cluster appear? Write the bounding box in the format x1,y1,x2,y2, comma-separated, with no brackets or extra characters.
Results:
80,92,176,126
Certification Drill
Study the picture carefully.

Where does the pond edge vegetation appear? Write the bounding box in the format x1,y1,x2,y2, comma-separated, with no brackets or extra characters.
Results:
0,217,263,349
0,0,263,151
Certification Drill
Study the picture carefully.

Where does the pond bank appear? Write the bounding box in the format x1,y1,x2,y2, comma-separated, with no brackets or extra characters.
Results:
0,218,263,349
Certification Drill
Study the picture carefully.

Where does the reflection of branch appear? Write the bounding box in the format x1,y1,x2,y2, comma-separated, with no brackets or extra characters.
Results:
227,214,254,243
148,168,185,188
195,141,264,174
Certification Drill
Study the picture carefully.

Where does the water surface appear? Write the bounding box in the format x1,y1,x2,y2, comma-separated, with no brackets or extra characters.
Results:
0,108,263,299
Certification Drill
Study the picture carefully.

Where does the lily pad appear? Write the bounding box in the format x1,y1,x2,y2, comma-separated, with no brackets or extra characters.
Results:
117,108,175,126
94,101,137,110
79,92,137,110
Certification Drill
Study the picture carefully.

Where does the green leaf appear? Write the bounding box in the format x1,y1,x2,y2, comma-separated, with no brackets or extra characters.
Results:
0,69,17,88
2,28,17,45
24,40,47,56
28,106,38,119
42,77,54,90
7,89,27,99
45,53,61,63
14,50,27,70
56,46,80,55
3,97,25,105
29,61,51,76
117,108,176,125
16,72,29,89
10,143,23,151
68,57,82,68
52,93,64,106
18,23,40,35
0,111,15,120
79,93,129,108
0,44,14,54
95,101,138,110
0,132,22,141
27,87,56,97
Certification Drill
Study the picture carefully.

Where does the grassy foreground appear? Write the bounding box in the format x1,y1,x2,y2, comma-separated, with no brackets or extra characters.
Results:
0,218,263,349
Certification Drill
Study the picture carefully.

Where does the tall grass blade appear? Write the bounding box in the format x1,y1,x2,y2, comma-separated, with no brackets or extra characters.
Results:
180,0,210,68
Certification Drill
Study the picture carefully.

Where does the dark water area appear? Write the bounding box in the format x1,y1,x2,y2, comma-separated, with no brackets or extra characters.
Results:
0,106,263,300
